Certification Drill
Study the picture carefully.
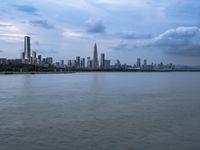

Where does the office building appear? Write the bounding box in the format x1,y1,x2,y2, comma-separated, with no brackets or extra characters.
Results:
143,59,147,66
24,36,31,60
104,60,111,69
100,53,105,69
93,43,98,69
81,58,85,68
0,58,7,65
38,55,42,64
87,57,92,69
60,60,64,67
76,56,80,68
137,58,141,68
46,57,53,65
32,51,37,59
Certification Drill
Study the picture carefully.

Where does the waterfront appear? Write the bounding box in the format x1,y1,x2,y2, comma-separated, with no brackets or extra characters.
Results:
0,72,200,150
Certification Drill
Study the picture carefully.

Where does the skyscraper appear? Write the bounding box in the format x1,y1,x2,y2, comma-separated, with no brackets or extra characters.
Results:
81,58,85,68
100,53,105,69
93,43,98,69
87,57,92,69
143,59,147,66
24,36,31,60
38,55,42,64
32,51,37,59
32,51,37,64
76,56,80,68
137,58,141,68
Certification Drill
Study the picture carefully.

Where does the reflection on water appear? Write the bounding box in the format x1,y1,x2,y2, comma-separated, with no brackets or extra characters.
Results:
0,72,200,150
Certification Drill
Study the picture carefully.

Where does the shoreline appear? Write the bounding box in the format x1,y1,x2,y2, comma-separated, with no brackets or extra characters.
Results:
1,70,200,75
0,71,75,75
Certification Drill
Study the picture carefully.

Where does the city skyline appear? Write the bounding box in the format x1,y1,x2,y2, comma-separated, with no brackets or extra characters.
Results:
0,0,200,65
0,35,199,71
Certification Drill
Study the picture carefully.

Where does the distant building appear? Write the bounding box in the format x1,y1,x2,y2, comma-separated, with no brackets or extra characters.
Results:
143,59,147,66
76,56,80,68
136,58,141,68
87,57,92,69
104,60,111,69
46,57,53,65
67,60,72,67
71,60,76,67
24,36,31,60
7,59,22,64
54,62,59,67
60,60,64,67
93,43,98,69
38,55,42,64
0,58,7,65
81,58,85,68
68,60,76,67
32,51,37,64
115,59,121,68
32,51,37,59
100,53,105,69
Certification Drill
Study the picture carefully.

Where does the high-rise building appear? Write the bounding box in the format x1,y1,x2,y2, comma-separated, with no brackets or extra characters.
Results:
24,36,31,60
143,59,147,66
32,51,37,64
60,60,64,67
81,58,85,68
100,53,105,69
87,57,92,69
46,57,53,65
104,60,111,69
38,55,42,64
76,56,80,68
32,51,37,59
93,43,98,69
68,60,72,67
137,58,141,68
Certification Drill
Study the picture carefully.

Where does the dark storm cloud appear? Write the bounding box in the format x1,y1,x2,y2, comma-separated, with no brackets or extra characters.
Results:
85,19,105,33
29,20,54,29
12,4,38,15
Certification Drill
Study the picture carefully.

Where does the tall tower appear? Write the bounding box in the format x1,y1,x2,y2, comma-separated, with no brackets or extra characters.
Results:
24,36,31,60
93,43,98,69
100,53,105,69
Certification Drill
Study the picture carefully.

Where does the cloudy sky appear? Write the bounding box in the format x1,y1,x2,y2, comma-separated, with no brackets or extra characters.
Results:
0,0,200,65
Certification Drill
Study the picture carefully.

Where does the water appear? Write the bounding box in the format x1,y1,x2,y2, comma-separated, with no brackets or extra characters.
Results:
0,72,200,150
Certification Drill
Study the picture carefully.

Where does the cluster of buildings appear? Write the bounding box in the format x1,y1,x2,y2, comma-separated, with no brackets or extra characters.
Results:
0,36,176,71
0,36,112,69
67,43,111,69
21,36,53,66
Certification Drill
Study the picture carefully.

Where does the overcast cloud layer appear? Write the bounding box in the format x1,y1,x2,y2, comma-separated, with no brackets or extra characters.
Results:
0,0,200,65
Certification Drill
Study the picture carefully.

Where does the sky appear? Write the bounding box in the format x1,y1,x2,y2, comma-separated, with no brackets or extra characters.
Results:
0,0,200,65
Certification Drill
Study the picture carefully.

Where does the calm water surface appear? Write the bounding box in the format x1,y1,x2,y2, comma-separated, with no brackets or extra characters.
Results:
0,72,200,150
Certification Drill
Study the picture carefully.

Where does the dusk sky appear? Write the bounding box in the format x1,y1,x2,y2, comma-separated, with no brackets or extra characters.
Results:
0,0,200,65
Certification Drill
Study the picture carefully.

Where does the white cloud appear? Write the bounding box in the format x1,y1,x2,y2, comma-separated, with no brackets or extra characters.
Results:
0,22,25,42
62,30,84,38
